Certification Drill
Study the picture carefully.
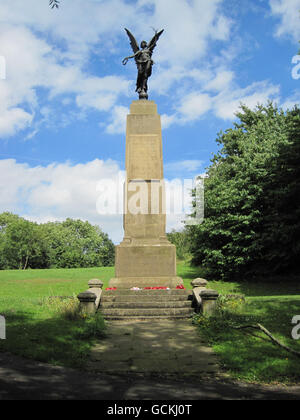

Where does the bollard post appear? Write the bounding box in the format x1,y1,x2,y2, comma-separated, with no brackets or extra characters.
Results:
77,291,97,315
200,289,219,316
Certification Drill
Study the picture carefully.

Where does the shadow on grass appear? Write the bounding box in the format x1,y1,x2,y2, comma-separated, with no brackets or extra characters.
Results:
195,298,300,383
0,310,106,369
237,282,300,298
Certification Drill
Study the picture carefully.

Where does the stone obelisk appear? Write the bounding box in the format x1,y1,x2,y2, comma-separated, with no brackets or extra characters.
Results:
109,100,183,288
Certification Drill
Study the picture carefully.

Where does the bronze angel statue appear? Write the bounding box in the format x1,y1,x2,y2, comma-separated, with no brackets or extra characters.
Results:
122,28,164,100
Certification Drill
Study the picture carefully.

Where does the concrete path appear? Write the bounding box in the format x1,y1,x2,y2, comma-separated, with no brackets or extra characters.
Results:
1,352,300,400
0,319,300,400
88,320,220,376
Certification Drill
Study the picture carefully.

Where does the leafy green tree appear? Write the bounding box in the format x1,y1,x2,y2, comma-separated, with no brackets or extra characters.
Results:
188,103,300,280
40,218,115,268
0,213,46,269
0,214,115,270
167,229,191,261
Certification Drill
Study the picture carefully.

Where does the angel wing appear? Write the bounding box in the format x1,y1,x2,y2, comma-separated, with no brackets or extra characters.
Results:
124,28,140,54
148,29,164,52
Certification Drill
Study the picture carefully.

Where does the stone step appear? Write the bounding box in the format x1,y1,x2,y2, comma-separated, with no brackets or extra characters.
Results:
101,294,191,303
101,307,194,318
102,314,194,321
101,301,192,309
103,289,189,297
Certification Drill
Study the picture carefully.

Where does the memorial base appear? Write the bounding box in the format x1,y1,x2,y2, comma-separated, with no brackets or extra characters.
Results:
109,277,183,289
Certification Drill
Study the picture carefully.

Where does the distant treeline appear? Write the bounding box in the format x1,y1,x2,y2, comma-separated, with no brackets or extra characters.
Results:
0,213,115,270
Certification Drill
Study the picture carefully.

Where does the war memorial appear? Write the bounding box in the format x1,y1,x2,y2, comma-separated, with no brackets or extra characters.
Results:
78,29,219,319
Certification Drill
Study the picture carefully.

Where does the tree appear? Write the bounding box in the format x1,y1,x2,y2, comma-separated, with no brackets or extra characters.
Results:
188,103,300,281
40,218,115,268
0,213,46,269
0,213,115,270
167,229,191,261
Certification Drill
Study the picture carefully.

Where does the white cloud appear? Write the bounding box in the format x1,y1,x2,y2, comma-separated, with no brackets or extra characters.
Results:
0,107,33,137
177,93,213,122
0,0,234,137
165,160,204,174
214,81,281,120
0,157,201,242
0,0,294,138
281,91,300,110
270,0,300,42
140,0,231,67
106,105,129,134
163,79,281,127
161,113,177,129
0,23,131,138
206,70,235,92
0,158,124,242
0,0,137,62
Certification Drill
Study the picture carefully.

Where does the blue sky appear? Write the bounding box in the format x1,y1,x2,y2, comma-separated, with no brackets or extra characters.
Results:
0,0,299,242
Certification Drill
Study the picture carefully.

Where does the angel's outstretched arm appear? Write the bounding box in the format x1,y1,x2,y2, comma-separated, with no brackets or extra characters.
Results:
122,51,140,65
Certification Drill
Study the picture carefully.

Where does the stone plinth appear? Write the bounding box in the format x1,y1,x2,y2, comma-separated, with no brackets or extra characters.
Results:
110,100,182,289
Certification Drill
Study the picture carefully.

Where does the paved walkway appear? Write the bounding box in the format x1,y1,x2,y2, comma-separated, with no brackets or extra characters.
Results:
1,320,300,400
1,351,300,400
88,320,220,376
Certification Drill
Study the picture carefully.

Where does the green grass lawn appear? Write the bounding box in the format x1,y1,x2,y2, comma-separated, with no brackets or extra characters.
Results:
194,293,300,384
0,262,299,383
0,266,114,368
179,260,300,383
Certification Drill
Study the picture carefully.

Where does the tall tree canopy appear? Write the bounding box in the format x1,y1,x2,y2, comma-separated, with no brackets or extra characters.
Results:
188,103,300,281
0,213,114,270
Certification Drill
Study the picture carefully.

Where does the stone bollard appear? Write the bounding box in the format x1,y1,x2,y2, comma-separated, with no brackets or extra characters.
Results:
77,291,97,315
87,279,104,310
191,278,208,312
191,278,208,289
88,279,104,289
199,289,219,316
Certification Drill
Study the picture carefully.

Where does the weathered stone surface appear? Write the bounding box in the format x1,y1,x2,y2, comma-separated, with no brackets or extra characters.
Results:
109,278,183,289
115,244,177,278
101,301,192,309
191,278,208,288
111,100,182,288
77,292,97,302
200,289,219,300
88,279,104,289
100,289,193,320
200,289,219,316
101,308,193,318
77,291,97,315
87,320,220,375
